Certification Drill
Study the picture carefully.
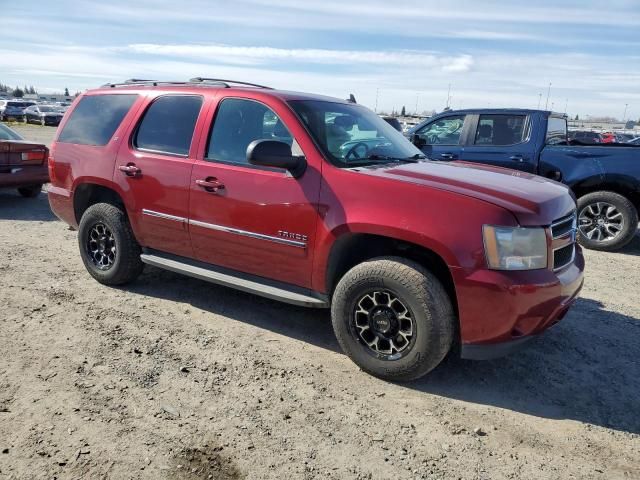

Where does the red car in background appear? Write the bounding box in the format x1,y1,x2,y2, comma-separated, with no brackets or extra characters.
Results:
0,123,49,197
601,133,616,143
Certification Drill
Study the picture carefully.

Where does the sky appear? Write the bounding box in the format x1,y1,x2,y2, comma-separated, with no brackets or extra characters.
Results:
1,0,639,119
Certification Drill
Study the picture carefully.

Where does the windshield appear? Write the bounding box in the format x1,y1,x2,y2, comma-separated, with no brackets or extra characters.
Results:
39,106,55,112
288,100,423,167
0,123,24,140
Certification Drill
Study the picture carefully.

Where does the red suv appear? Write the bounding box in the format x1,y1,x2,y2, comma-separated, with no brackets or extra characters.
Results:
48,79,584,381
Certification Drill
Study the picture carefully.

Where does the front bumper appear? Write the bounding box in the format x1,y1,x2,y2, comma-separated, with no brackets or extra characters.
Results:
453,246,584,359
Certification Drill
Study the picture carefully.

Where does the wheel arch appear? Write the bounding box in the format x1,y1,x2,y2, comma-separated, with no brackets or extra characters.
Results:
571,175,640,212
73,182,127,224
324,232,459,319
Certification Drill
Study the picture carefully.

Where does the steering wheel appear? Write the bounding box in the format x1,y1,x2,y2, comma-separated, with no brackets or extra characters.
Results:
344,142,369,160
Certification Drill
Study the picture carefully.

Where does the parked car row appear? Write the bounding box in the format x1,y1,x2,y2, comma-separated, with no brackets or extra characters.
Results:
0,99,68,125
568,130,638,144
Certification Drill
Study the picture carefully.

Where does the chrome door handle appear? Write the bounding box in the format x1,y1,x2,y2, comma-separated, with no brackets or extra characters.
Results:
509,155,525,162
118,164,141,177
196,178,225,193
440,153,456,160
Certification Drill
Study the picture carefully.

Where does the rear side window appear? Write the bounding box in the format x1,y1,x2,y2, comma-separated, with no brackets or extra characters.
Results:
474,114,528,146
134,95,203,156
58,94,137,146
546,117,567,145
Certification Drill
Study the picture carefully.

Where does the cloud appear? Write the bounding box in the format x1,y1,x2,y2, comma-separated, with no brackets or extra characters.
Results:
124,44,475,73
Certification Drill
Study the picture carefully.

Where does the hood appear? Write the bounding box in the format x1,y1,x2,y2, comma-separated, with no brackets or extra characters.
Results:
361,160,575,226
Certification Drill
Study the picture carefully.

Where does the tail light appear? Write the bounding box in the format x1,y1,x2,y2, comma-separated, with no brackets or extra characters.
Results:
21,149,48,165
48,148,56,183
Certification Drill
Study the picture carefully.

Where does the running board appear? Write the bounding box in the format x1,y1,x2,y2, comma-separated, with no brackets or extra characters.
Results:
140,252,329,308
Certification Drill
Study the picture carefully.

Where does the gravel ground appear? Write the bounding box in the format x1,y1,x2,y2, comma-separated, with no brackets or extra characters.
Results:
1,123,639,479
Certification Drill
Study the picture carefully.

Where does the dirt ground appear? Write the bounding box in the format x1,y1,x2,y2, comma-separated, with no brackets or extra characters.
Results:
1,124,639,479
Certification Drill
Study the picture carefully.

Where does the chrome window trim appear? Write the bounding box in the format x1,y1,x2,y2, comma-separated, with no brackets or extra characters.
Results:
189,219,306,248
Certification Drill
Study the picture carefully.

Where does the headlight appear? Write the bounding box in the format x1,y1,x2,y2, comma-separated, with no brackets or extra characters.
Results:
483,225,547,270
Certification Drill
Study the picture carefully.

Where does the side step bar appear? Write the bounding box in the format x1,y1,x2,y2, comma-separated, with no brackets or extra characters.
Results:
140,252,329,308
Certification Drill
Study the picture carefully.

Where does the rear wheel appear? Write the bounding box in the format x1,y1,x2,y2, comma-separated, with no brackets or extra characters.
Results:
78,203,144,285
577,191,638,251
331,257,455,382
17,184,42,198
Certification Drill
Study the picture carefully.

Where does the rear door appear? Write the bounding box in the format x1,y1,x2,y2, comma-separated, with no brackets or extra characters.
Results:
188,95,321,288
113,94,206,258
459,113,537,173
413,114,468,160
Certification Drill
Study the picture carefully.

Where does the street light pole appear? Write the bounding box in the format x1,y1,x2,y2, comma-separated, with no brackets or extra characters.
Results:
622,103,628,123
537,93,542,109
415,93,419,114
544,82,552,110
374,88,379,113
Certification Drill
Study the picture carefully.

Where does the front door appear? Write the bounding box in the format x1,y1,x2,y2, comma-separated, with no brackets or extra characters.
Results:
114,94,205,258
459,113,536,173
188,97,321,288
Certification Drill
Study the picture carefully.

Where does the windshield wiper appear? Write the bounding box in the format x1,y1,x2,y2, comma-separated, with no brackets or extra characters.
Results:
363,154,424,163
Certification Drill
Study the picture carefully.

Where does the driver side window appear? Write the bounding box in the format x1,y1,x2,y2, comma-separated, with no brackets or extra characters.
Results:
416,115,466,145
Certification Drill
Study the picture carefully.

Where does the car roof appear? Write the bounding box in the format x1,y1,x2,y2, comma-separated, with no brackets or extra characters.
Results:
87,82,352,105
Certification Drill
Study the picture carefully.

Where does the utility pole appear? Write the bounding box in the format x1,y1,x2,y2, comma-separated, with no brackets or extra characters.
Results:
374,88,379,113
564,98,568,114
537,93,542,109
415,92,420,114
622,103,628,123
544,82,552,110
446,83,452,108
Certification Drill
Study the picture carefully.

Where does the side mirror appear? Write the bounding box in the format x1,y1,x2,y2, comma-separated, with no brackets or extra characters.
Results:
411,134,426,148
247,140,306,178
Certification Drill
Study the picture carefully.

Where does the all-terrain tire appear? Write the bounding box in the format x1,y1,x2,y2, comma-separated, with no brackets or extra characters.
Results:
78,202,144,285
331,256,455,382
17,184,42,198
577,191,638,251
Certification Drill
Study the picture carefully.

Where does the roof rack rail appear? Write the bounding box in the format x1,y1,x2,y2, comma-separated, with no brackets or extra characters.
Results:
189,77,273,89
100,78,274,90
101,80,190,88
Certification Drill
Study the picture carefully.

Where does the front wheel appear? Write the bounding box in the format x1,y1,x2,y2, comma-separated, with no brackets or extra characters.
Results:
78,203,144,285
331,257,455,382
577,191,638,251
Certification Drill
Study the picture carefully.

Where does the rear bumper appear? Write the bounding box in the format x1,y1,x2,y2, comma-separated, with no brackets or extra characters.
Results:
453,246,584,357
48,185,76,226
0,165,49,188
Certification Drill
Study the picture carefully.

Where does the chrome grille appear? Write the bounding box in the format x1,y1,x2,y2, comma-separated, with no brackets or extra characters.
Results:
551,211,577,271
551,212,576,238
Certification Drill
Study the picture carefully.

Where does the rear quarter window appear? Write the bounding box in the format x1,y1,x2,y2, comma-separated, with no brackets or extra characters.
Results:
58,94,137,146
546,117,567,145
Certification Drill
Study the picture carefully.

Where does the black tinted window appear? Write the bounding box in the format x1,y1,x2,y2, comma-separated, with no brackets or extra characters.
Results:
58,95,136,146
206,98,295,165
135,95,203,156
475,114,528,146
